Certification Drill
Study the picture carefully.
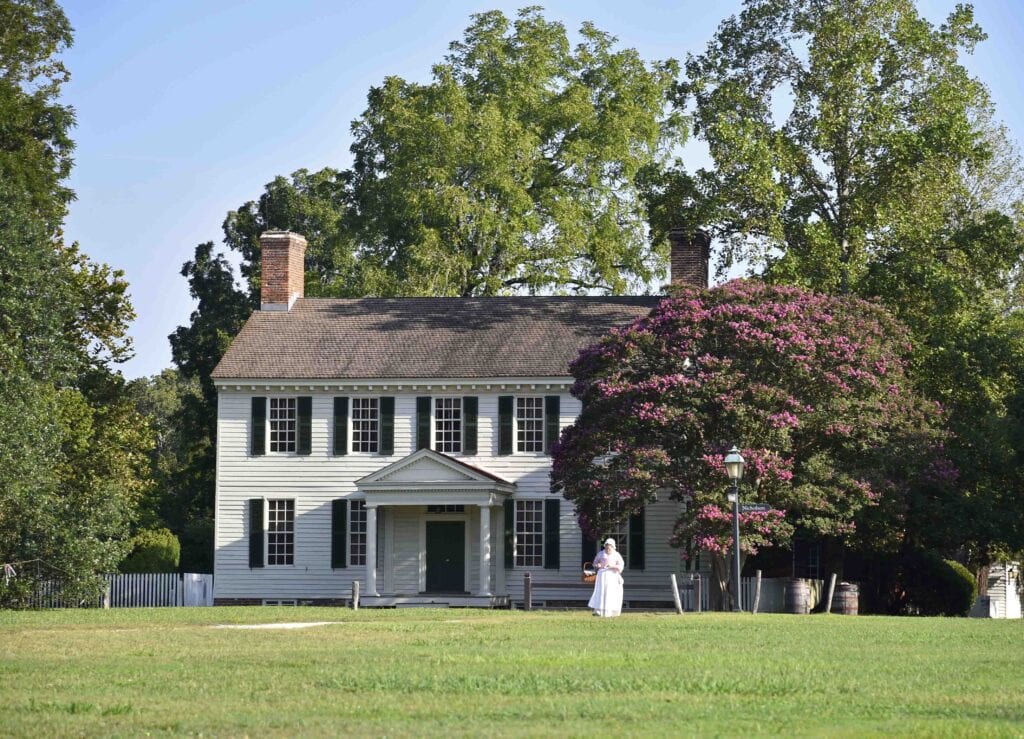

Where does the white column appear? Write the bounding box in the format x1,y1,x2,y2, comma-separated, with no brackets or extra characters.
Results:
496,502,506,595
478,504,492,596
365,505,379,596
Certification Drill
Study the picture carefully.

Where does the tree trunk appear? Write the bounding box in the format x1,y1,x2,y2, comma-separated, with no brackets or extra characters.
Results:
710,554,729,611
709,552,747,611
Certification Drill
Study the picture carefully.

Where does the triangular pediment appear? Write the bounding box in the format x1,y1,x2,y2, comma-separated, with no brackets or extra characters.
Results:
356,448,513,489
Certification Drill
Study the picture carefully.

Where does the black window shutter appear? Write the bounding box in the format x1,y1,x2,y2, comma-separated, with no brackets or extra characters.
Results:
251,397,266,456
544,395,560,455
380,397,395,455
249,498,264,568
331,499,347,568
297,396,312,455
629,509,645,570
416,397,431,450
333,397,349,455
504,499,515,569
581,531,598,568
463,396,478,455
498,396,513,455
544,498,560,570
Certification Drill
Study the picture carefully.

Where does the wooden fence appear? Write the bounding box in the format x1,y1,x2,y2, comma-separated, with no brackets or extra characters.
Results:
104,573,214,607
25,573,213,609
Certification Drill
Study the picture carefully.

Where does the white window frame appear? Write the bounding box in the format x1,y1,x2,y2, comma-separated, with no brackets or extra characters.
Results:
514,500,544,568
267,396,298,454
433,396,463,455
350,397,380,454
600,518,631,569
515,396,545,454
350,499,367,566
265,498,296,566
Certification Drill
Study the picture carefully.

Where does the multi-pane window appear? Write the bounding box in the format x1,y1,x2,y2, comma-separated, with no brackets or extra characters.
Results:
426,505,465,514
351,398,380,453
514,500,544,567
516,397,544,453
269,397,297,453
350,500,367,566
266,499,295,565
434,398,462,453
600,519,630,568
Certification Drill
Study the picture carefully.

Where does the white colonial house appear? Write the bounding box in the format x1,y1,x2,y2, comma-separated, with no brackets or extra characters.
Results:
211,230,711,607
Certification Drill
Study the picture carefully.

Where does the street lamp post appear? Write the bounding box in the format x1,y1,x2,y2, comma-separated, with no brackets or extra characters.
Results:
724,446,745,613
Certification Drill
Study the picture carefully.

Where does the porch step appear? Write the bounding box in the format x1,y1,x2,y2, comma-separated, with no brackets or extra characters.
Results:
361,594,510,608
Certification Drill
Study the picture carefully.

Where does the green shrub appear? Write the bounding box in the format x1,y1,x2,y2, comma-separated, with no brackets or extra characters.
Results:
179,517,214,573
119,528,180,573
902,550,977,616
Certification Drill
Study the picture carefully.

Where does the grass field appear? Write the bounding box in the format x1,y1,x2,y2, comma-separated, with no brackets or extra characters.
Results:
1,607,1022,737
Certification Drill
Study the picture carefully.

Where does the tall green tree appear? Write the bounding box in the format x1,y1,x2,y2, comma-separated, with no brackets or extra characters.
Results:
678,0,990,291
0,0,75,229
677,0,1024,575
346,7,683,296
0,0,150,601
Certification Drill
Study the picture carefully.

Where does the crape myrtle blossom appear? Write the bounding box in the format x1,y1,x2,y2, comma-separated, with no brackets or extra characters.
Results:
551,280,949,559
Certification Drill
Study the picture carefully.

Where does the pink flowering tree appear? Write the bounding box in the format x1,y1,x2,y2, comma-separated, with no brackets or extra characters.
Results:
552,280,947,608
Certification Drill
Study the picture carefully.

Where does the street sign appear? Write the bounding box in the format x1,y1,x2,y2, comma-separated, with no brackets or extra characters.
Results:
740,503,771,513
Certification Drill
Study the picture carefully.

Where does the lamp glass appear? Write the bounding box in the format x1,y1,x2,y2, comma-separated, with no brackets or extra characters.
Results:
723,446,745,481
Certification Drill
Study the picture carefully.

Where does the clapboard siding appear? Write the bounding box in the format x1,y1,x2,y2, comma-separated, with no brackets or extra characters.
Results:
215,388,682,600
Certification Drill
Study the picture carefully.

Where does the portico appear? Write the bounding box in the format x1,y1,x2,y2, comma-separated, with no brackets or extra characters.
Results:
354,449,514,606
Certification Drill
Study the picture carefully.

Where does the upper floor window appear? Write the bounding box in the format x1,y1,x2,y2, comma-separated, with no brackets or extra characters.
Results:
351,398,379,453
516,397,544,453
266,499,295,566
435,397,462,454
269,397,297,453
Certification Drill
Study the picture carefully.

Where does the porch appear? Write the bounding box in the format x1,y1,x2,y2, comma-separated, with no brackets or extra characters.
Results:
356,448,514,601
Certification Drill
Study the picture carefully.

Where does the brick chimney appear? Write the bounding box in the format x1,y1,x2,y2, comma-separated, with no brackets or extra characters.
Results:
669,228,710,288
260,231,306,311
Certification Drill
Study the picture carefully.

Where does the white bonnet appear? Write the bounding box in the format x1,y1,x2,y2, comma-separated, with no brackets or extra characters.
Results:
604,538,616,548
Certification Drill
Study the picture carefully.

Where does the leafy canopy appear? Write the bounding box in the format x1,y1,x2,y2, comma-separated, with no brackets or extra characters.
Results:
346,6,683,296
679,0,990,293
552,281,946,559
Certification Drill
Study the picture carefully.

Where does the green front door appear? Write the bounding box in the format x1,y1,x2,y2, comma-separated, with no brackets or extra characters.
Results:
425,521,466,593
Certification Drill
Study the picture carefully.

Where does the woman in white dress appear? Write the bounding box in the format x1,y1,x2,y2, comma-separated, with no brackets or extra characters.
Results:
588,538,625,617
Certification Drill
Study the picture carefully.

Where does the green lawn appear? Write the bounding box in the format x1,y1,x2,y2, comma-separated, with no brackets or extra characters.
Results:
0,608,1021,737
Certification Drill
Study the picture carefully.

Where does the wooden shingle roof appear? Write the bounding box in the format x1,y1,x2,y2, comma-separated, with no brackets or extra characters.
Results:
211,296,660,380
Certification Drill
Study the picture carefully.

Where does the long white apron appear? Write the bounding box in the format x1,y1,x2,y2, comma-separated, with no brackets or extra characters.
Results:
588,567,624,617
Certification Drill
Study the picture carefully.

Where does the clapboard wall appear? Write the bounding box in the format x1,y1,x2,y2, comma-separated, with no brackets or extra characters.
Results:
214,387,683,602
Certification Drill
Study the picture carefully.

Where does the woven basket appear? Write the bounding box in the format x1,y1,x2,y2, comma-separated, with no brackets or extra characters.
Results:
582,562,596,585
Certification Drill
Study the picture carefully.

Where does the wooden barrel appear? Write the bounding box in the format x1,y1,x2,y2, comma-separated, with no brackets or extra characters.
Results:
834,582,859,615
785,578,810,614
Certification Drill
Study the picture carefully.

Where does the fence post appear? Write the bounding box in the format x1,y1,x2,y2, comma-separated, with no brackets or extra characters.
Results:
752,570,762,614
670,574,683,615
102,581,111,610
352,580,360,611
524,572,532,612
693,574,702,614
825,573,837,614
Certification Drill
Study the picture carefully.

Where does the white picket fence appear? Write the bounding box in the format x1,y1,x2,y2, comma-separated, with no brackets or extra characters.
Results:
27,573,213,608
104,573,213,607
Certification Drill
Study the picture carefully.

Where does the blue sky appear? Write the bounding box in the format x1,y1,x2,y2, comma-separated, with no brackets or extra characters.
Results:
60,1,1024,379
